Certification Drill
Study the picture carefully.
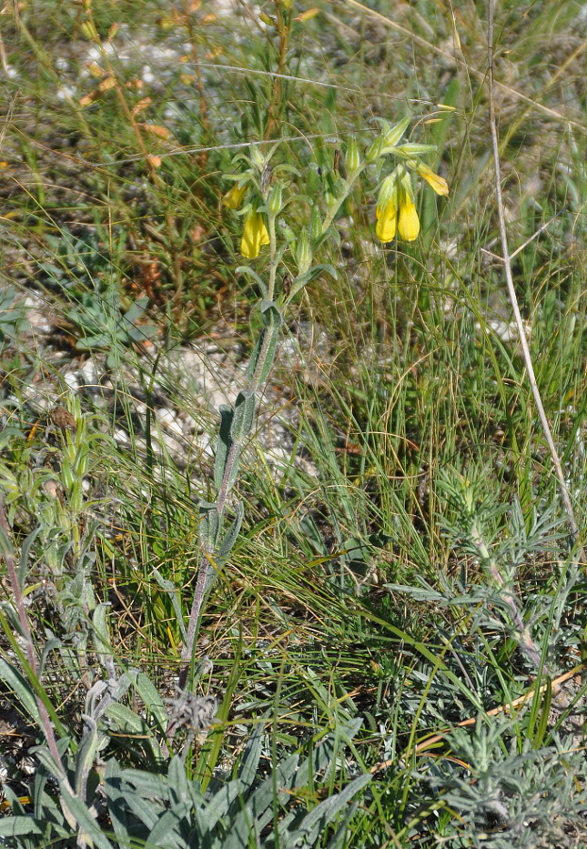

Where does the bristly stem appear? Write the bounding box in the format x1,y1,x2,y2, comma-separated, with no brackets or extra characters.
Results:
487,0,584,561
179,305,278,688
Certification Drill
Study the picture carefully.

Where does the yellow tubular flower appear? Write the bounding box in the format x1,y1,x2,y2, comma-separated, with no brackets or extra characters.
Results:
241,211,270,259
223,183,246,209
416,163,449,196
376,197,397,242
398,193,420,241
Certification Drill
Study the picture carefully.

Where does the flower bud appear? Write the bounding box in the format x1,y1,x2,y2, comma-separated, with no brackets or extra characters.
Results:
80,20,98,40
323,188,336,208
366,136,384,163
250,145,267,171
382,116,410,149
396,142,437,156
346,137,361,174
295,229,312,275
267,184,283,215
309,205,323,240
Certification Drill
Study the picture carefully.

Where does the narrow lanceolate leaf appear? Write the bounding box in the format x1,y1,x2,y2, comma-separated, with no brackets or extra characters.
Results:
280,773,371,847
92,603,112,667
152,568,188,643
103,759,130,846
223,444,243,495
147,808,187,849
216,502,244,567
133,671,169,733
74,724,107,794
0,817,43,838
230,391,256,442
59,786,116,849
198,501,221,552
235,265,268,296
237,717,266,786
18,525,42,590
214,405,234,490
0,659,42,725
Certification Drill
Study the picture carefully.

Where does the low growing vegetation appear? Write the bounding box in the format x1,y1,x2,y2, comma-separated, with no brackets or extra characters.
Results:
0,1,585,847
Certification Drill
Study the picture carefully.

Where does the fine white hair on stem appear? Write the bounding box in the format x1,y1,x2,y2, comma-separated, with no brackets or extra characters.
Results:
487,0,584,560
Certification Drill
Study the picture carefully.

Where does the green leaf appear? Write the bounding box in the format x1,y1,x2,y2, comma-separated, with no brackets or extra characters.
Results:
531,678,552,748
0,817,43,838
152,569,188,643
105,702,148,735
92,603,113,667
147,808,187,849
214,405,234,490
216,502,244,567
198,501,221,552
18,526,42,590
104,759,142,847
230,390,256,442
58,786,116,849
281,773,371,848
235,265,268,296
74,723,106,799
0,658,41,724
132,671,169,734
167,754,190,807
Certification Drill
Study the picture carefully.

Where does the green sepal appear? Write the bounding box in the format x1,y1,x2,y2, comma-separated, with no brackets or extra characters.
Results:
346,136,361,173
382,116,410,147
394,143,437,156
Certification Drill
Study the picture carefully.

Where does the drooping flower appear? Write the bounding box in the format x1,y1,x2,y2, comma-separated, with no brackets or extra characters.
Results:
375,174,398,242
397,191,420,241
416,163,449,196
222,183,246,210
241,211,270,259
376,196,397,242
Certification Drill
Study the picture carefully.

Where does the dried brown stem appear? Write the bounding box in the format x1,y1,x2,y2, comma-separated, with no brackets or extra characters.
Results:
487,0,584,560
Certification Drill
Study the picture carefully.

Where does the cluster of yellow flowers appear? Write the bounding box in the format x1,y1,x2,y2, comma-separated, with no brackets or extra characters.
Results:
375,163,448,243
222,124,449,259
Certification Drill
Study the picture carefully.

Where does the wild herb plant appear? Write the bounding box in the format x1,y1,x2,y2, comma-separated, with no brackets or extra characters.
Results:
180,119,450,685
0,1,585,847
0,110,450,844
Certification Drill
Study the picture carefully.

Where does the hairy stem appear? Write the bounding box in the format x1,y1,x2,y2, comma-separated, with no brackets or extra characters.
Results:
180,311,279,687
